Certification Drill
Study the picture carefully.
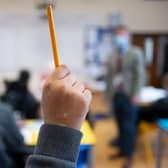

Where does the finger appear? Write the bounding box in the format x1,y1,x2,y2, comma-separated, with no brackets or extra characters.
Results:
83,89,92,104
72,81,85,93
50,65,70,81
62,74,77,87
83,83,90,90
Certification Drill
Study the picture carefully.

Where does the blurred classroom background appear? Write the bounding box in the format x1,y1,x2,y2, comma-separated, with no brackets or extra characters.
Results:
0,0,168,168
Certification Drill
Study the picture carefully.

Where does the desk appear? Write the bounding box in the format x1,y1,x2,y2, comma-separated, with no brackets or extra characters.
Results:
90,90,109,115
20,120,96,168
156,119,168,168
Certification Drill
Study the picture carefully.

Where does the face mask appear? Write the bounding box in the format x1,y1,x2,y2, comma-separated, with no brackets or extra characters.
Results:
115,36,130,53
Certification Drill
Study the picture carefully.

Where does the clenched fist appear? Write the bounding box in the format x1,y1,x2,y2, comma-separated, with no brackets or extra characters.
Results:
42,65,92,130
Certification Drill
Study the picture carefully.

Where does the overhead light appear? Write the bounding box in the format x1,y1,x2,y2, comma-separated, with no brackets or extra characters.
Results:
35,0,57,20
36,0,57,10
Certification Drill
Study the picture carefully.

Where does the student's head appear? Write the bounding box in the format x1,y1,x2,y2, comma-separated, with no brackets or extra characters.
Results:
162,74,168,91
114,25,131,53
18,70,30,86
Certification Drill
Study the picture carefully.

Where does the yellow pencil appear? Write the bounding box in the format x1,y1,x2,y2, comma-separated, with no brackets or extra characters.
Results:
47,5,61,67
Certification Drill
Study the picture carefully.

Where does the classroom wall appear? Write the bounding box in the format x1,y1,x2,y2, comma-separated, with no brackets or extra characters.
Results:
0,0,168,73
1,0,168,32
58,0,168,32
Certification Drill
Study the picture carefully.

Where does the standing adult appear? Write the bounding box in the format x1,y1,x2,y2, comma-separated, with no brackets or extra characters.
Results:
106,25,146,168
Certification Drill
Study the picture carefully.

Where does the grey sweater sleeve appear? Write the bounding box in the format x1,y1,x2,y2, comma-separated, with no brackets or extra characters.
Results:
26,124,82,168
132,48,146,97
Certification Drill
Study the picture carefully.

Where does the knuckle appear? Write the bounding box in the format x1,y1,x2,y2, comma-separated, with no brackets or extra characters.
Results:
43,81,52,91
57,83,67,93
78,94,88,106
61,64,68,69
78,82,84,88
68,90,84,101
87,90,92,100
67,90,76,98
61,65,70,72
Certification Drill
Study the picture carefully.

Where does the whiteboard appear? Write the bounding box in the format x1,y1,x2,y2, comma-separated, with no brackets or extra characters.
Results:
0,14,84,72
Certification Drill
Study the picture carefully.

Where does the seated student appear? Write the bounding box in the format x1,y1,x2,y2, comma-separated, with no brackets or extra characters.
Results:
1,70,39,119
26,65,92,168
137,74,168,123
0,102,32,168
0,126,13,168
110,74,168,168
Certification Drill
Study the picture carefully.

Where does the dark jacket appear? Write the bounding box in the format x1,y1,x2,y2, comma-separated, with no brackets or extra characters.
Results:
0,102,31,168
26,124,82,168
0,126,13,168
0,103,24,151
1,81,39,119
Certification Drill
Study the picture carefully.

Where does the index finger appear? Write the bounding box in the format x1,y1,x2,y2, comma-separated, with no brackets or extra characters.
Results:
49,65,70,81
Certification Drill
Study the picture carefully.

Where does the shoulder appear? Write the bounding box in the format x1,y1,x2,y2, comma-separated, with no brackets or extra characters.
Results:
0,102,13,116
129,46,144,62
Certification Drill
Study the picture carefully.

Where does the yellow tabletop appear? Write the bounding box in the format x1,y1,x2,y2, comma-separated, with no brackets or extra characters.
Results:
20,120,96,146
80,121,96,145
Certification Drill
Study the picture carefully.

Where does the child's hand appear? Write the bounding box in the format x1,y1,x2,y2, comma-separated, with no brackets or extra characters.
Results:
42,65,92,130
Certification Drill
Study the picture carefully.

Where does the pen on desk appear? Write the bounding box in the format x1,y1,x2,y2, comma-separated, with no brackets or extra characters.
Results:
47,5,61,67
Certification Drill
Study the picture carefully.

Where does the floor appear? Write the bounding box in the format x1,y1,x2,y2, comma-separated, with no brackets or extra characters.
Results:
90,91,168,168
93,119,168,168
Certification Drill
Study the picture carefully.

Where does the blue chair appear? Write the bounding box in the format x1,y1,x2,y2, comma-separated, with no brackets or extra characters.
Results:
156,119,168,168
77,145,91,168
